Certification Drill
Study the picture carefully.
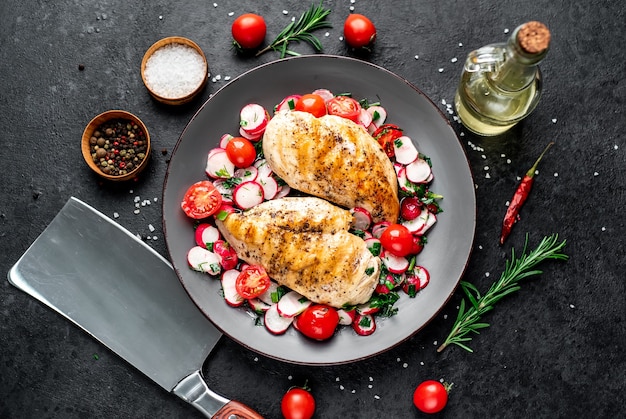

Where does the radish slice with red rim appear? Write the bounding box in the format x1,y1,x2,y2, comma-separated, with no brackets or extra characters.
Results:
337,308,356,326
402,207,430,234
352,313,376,336
233,181,264,209
248,298,271,314
258,281,281,305
219,134,234,149
382,251,410,274
393,136,419,165
187,246,221,275
258,176,279,200
195,223,221,248
275,95,301,112
311,89,334,102
350,207,372,231
367,105,387,128
221,269,244,307
364,237,382,256
406,158,432,183
234,166,258,183
276,291,311,317
264,303,294,335
206,149,236,179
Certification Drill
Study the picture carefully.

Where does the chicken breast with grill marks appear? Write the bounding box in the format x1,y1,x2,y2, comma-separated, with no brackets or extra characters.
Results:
262,110,400,223
215,197,380,308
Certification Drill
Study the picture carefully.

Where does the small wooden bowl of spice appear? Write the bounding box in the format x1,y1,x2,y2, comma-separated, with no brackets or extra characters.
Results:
82,110,151,181
141,36,209,105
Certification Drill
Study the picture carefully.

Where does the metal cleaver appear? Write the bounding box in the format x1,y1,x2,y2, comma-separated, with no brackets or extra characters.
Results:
7,197,262,419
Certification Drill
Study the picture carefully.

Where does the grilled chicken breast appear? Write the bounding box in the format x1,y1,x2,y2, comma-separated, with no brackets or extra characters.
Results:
262,110,400,223
215,197,380,308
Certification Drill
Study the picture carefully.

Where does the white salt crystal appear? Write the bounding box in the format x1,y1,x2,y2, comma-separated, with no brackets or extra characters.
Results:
504,28,510,33
451,57,458,63
144,43,206,99
414,55,419,60
438,68,444,73
113,212,119,218
148,224,155,232
552,118,557,123
282,10,288,14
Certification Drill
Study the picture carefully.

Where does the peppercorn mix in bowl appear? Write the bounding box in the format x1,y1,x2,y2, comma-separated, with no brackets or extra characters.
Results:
81,110,151,181
141,36,209,105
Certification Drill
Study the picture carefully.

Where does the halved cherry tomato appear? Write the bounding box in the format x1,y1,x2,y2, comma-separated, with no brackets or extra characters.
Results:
181,181,223,219
231,13,266,49
373,123,403,158
235,265,271,299
295,93,327,118
281,387,315,419
326,96,361,123
413,380,449,414
295,304,339,341
380,223,414,257
343,14,377,48
225,136,256,168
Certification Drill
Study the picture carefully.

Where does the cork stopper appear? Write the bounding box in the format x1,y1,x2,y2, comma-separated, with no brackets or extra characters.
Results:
517,21,551,54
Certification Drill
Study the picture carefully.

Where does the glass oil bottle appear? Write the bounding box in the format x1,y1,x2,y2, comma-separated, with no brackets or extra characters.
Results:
454,21,551,136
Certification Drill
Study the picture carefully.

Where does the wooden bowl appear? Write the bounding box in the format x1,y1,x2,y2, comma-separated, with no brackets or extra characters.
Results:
141,36,209,105
81,110,151,181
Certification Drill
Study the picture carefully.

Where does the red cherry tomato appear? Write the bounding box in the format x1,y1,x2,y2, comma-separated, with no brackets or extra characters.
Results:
326,96,361,123
231,13,267,49
296,304,339,341
295,94,327,118
380,223,414,257
411,234,425,255
343,14,377,48
181,181,223,219
225,136,256,168
413,380,449,414
400,196,423,221
373,124,403,158
235,265,271,299
281,387,315,419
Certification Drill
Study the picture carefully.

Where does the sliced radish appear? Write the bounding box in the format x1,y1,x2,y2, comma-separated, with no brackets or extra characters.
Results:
239,126,261,141
393,136,419,165
396,166,417,194
358,107,373,128
264,303,294,335
234,166,258,183
422,211,437,234
240,104,269,138
258,176,279,200
258,281,281,305
248,298,271,313
276,291,311,317
393,162,403,175
254,159,273,178
206,149,235,179
367,105,387,128
275,95,301,112
233,181,264,209
406,158,432,183
219,133,234,148
221,269,244,307
337,308,356,326
356,301,380,315
402,208,430,234
352,313,376,336
350,207,372,231
312,89,334,102
371,221,390,239
213,240,239,271
274,185,291,199
382,251,410,274
208,147,224,159
402,265,430,296
364,237,382,256
187,246,221,275
424,171,434,183
195,223,221,248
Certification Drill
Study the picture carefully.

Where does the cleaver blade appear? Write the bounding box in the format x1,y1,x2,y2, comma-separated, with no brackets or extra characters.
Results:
7,197,262,419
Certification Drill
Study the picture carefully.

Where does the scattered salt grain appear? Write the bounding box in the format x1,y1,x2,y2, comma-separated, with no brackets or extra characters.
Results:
569,304,575,309
129,189,134,194
438,68,444,73
451,57,458,63
148,224,155,232
144,43,206,99
458,42,463,47
349,6,355,11
601,227,606,231
224,76,231,81
478,245,483,249
325,32,330,37
159,15,163,20
369,377,374,381
501,153,506,158
414,55,419,60
282,10,289,15
336,377,340,381
351,390,356,394
288,375,292,380
554,172,559,177
254,357,258,361
504,28,510,34
420,361,424,366
594,172,599,176
213,3,217,7
443,314,448,319
134,196,140,203
339,385,345,390
441,99,447,105
485,173,491,179
505,201,510,206
351,0,356,3
614,144,619,150
484,166,489,171
507,159,512,164
552,118,557,123
113,212,119,219
433,341,438,346
482,154,487,159
133,209,140,214
485,272,490,277
228,11,234,16
403,363,409,368
339,36,344,41
368,384,373,388
374,395,380,400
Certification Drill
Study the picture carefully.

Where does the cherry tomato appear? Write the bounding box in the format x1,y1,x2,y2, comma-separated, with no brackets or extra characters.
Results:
231,13,266,49
380,223,414,257
343,14,377,48
181,181,223,219
235,265,271,299
326,96,362,123
295,93,327,118
225,136,256,168
281,387,315,419
373,124,403,158
296,304,339,341
411,234,425,255
413,380,449,414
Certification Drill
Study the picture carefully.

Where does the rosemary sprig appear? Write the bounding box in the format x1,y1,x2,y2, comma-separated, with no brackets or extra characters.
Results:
255,2,332,58
437,234,568,353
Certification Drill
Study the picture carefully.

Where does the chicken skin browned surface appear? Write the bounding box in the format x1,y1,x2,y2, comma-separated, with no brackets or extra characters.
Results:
216,197,380,308
262,110,400,223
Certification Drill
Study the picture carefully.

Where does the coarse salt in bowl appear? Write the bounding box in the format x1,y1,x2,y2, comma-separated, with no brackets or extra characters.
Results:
141,36,208,105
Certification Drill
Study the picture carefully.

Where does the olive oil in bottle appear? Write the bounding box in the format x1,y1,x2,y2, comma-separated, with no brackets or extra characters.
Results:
454,21,551,136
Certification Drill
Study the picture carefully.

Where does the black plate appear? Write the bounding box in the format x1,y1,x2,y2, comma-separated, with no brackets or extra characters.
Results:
163,55,475,365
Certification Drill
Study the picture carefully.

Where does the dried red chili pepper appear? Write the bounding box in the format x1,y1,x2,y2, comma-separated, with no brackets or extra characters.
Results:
499,142,554,245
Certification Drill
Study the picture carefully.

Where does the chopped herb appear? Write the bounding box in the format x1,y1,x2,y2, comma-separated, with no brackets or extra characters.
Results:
394,138,404,148
365,267,375,276
93,354,99,360
288,98,296,110
373,110,380,121
351,229,367,239
359,316,372,327
369,292,400,317
215,167,231,178
206,242,214,252
406,284,417,298
368,241,382,256
216,210,230,221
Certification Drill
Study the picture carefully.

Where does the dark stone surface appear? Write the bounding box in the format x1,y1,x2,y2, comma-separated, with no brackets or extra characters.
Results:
1,0,624,418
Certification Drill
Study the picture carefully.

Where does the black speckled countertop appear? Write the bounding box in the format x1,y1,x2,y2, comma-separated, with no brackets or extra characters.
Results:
1,1,624,418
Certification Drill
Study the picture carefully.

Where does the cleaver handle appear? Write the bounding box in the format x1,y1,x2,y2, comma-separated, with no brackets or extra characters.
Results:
173,371,263,418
